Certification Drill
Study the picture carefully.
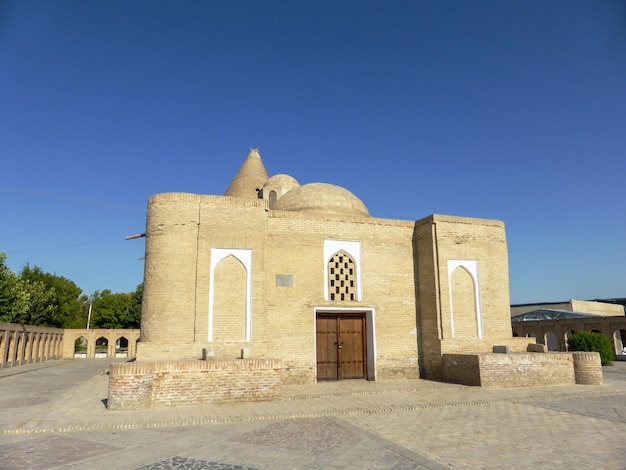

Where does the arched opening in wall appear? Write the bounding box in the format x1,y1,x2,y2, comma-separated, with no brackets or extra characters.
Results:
34,334,42,361
450,266,478,339
24,335,32,362
213,255,247,342
616,329,626,355
116,337,129,358
564,330,576,351
49,336,56,359
591,329,602,334
95,337,108,358
526,332,536,338
328,251,357,302
42,334,49,359
5,335,14,365
545,331,558,351
74,336,88,358
269,190,277,209
15,334,24,364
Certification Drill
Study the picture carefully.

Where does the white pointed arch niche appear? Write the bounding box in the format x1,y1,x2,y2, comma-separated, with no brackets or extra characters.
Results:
447,259,483,339
208,248,252,342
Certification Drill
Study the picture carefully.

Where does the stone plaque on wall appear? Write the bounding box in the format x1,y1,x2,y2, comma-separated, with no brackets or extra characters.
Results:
276,274,293,287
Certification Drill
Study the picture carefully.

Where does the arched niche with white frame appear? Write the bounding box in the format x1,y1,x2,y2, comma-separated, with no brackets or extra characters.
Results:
208,248,252,342
447,260,483,339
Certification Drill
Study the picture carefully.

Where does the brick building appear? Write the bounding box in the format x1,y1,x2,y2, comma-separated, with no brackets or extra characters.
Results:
135,149,531,385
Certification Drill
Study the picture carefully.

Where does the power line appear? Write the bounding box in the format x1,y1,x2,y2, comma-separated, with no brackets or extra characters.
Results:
0,185,144,210
5,239,129,255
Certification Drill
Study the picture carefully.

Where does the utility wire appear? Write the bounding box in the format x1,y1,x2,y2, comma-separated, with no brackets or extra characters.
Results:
0,185,144,210
5,239,130,255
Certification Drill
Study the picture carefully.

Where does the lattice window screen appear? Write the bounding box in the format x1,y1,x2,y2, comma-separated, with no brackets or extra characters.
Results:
328,251,356,301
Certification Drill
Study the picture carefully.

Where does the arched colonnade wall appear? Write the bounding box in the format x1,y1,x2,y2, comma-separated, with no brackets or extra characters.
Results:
511,316,626,356
0,322,140,369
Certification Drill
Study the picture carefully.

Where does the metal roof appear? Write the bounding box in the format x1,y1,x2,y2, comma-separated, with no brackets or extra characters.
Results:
510,308,599,323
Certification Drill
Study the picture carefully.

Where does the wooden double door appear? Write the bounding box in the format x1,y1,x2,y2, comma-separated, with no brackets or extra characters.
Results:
316,314,366,380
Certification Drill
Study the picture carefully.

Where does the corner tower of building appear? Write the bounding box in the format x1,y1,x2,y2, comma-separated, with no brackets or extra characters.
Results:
224,149,269,198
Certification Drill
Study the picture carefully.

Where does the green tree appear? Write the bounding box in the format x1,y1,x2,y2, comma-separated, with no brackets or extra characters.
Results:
0,253,30,323
20,264,84,328
127,283,143,328
90,289,134,329
20,278,57,325
567,331,614,366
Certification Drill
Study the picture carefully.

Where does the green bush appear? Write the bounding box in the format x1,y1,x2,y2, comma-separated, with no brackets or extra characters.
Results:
567,331,614,366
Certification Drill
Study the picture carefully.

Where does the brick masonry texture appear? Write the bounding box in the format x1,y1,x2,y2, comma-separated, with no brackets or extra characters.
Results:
442,351,603,387
129,154,587,403
108,359,282,410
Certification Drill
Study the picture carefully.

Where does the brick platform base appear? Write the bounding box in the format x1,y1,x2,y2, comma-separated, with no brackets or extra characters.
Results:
108,359,282,410
442,352,602,387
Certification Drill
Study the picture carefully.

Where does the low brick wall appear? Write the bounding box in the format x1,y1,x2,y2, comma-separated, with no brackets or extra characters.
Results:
442,352,594,387
108,359,282,410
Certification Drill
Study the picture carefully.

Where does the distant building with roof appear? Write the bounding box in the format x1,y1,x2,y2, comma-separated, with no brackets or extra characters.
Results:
511,298,625,318
510,299,626,355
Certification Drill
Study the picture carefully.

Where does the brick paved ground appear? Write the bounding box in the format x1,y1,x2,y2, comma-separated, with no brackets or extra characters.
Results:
1,359,626,469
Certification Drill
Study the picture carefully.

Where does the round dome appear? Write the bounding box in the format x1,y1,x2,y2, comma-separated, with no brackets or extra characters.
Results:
262,174,300,192
274,183,370,217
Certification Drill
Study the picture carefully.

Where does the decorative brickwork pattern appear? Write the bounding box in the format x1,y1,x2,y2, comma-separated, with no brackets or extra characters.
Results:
328,251,356,301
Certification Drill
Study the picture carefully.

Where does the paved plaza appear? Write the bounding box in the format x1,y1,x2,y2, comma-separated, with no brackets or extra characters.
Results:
1,359,626,469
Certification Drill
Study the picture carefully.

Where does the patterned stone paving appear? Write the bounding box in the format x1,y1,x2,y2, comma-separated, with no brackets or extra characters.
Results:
229,417,357,454
0,435,120,470
137,457,258,470
528,394,626,422
2,360,626,469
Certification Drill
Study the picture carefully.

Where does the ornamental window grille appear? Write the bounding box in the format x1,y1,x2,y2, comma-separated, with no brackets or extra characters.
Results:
328,251,356,301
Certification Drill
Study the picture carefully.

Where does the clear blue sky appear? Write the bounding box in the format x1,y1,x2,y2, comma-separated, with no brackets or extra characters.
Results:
1,0,624,303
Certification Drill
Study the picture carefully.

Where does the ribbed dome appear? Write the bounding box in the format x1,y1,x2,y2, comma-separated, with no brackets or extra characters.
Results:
224,149,269,198
274,183,370,217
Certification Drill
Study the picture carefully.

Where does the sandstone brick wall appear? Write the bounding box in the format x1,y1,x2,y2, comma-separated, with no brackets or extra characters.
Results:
572,351,603,385
0,323,64,368
264,211,419,382
443,352,577,387
415,215,516,380
62,329,139,358
139,192,424,382
139,192,520,385
108,359,282,410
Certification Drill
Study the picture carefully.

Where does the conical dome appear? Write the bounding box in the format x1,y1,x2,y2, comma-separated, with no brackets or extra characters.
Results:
224,149,269,198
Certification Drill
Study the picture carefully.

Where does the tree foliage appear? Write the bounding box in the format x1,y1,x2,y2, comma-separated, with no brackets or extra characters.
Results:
567,331,614,366
91,289,131,329
20,264,84,328
0,253,30,323
0,252,142,329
